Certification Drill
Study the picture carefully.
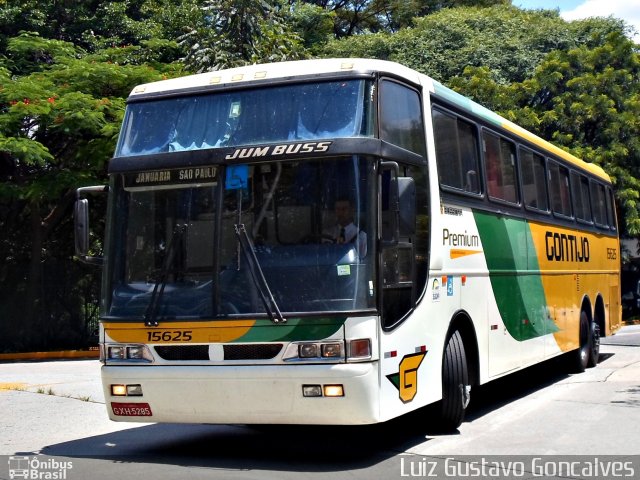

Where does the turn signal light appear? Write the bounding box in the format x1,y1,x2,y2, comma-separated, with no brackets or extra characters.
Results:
348,339,371,359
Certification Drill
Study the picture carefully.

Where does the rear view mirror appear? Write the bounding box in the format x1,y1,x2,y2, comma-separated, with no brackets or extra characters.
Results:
74,185,108,265
74,198,90,258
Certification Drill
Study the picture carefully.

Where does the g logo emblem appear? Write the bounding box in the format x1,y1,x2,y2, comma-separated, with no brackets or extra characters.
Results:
386,351,427,403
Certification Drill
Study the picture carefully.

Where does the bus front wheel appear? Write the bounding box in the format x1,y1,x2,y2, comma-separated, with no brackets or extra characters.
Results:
439,330,470,431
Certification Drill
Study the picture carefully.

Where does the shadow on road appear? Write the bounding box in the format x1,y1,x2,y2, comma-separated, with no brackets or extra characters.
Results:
465,352,615,422
39,419,426,472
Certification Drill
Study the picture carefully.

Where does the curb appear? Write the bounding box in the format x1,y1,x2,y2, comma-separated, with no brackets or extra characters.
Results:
0,349,99,361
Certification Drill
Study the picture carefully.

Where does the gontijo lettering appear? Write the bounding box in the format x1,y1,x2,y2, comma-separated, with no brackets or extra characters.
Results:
545,231,590,262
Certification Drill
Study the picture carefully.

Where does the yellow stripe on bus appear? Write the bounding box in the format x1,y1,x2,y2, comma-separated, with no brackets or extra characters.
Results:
104,320,256,344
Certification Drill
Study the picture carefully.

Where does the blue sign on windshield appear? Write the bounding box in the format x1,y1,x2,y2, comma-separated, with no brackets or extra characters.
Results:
225,164,248,190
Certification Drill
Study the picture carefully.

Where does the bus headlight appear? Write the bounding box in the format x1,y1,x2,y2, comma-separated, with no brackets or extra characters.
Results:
107,346,126,360
105,344,153,363
321,343,342,358
299,344,319,358
285,342,345,361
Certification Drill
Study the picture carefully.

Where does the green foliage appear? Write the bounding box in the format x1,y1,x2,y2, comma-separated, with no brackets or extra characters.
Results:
452,31,640,235
289,2,336,52
179,0,307,72
0,31,165,351
302,0,511,37
323,6,627,84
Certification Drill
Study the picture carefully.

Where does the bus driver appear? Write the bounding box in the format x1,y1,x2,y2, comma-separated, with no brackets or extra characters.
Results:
324,197,367,257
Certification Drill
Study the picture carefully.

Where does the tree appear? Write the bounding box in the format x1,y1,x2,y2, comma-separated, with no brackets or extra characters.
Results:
295,0,511,37
451,31,640,235
0,0,198,64
322,5,626,84
179,0,307,72
289,2,336,52
0,33,164,350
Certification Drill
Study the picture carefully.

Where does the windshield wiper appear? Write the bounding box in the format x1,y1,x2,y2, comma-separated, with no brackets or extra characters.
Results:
234,223,286,324
144,223,187,327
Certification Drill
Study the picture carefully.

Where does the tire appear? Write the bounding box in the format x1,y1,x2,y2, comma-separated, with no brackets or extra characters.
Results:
573,311,591,373
439,330,470,431
587,320,600,368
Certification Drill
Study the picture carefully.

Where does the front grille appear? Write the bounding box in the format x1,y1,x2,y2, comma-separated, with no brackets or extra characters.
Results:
224,343,283,360
153,343,283,361
155,345,209,361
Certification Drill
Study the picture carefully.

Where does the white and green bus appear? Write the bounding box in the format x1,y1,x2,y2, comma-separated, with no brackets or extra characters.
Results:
76,58,621,430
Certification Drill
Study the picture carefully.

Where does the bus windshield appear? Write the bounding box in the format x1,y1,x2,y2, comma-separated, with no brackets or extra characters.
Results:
116,80,374,157
105,157,376,320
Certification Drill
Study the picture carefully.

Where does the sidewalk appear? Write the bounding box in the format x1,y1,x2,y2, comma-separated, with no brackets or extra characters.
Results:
0,349,99,362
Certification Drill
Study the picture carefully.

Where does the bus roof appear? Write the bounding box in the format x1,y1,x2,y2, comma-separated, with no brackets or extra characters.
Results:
128,58,422,97
128,58,610,183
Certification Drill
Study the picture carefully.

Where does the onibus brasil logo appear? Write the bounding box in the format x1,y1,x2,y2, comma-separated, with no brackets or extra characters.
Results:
8,456,73,479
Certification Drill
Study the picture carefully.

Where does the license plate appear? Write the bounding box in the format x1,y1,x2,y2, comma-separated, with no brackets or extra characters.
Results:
111,402,153,416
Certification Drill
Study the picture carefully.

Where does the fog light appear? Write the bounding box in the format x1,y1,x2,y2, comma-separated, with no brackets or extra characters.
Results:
302,385,323,397
126,384,143,396
299,344,319,358
323,385,344,397
321,343,342,358
111,384,127,396
108,346,125,360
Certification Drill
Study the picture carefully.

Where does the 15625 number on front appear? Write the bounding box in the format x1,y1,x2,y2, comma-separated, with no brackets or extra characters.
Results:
146,330,193,342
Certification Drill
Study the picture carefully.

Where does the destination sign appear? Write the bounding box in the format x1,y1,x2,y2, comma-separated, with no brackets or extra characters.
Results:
124,166,218,190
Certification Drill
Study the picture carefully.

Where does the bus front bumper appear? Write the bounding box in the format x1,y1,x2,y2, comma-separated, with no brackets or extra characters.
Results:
102,362,380,425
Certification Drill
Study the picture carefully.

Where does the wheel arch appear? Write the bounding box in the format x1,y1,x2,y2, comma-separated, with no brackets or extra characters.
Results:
594,294,606,337
580,295,593,323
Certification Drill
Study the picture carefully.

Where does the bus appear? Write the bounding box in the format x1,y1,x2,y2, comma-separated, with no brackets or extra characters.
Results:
75,58,621,430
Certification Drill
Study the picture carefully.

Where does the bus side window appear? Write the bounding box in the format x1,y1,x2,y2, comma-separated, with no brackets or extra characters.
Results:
548,161,572,218
571,171,593,223
606,187,617,231
432,107,481,194
591,180,608,228
483,131,518,204
379,80,426,157
520,147,548,212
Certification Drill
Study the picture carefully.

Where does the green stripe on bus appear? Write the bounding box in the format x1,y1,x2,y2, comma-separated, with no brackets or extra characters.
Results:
235,316,346,342
474,211,558,341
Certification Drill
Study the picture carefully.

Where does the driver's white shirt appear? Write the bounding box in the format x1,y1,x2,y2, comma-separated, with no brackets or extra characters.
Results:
324,222,367,257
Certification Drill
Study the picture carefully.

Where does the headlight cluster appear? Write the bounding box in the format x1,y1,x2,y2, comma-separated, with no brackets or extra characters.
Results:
299,342,343,359
283,338,371,362
102,344,153,363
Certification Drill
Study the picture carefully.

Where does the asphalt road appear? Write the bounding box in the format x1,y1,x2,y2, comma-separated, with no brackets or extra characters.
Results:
1,326,639,480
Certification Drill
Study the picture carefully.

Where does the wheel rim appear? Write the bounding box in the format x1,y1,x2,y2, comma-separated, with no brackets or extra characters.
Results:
592,323,600,355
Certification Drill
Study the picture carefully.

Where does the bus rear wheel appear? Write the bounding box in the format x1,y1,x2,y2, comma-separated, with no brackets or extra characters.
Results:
439,330,470,431
587,320,600,368
573,311,591,373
